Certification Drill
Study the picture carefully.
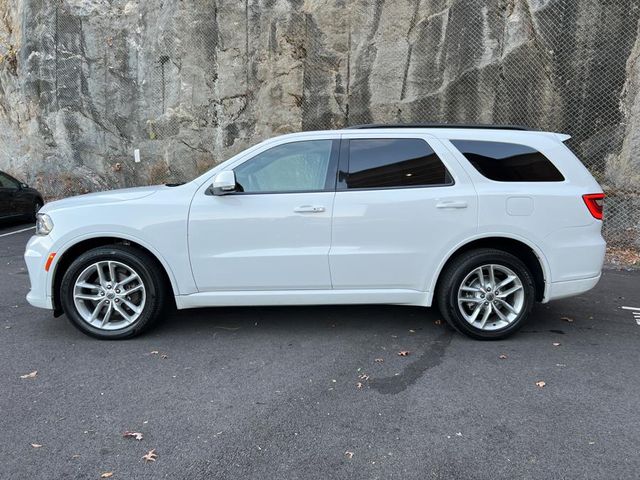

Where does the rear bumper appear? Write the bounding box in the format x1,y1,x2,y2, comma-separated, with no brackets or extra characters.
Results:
546,273,601,302
541,221,606,302
24,235,54,310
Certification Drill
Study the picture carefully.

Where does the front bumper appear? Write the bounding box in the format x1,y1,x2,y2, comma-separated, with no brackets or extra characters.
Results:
24,235,55,310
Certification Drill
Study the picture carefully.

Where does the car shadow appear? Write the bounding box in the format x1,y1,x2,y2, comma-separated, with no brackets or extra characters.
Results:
156,304,446,337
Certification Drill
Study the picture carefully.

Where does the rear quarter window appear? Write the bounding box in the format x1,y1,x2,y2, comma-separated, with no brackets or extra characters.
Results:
451,140,564,182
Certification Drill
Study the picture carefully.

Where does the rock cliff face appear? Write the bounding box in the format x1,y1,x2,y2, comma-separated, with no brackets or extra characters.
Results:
0,0,639,241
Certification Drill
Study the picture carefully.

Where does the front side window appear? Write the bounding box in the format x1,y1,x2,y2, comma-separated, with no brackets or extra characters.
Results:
451,140,565,182
0,173,19,189
234,140,334,193
342,138,452,189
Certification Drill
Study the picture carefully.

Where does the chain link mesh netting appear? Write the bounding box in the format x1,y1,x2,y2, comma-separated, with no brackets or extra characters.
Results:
2,0,639,251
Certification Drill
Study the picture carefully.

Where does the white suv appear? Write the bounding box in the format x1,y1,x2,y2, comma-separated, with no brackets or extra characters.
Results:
25,125,606,340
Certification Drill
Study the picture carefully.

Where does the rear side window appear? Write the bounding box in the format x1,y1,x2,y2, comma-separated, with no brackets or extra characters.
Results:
343,138,452,189
451,140,564,182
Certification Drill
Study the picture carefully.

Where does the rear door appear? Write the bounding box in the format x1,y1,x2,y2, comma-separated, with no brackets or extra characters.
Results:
11,179,33,216
329,133,478,292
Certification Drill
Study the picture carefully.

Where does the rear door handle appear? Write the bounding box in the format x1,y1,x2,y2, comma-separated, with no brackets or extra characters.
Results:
436,200,468,209
294,205,325,213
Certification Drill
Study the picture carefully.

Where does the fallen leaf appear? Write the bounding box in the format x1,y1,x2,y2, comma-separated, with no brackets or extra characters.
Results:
356,382,364,389
123,431,143,441
30,443,42,448
552,342,561,346
101,473,114,478
358,373,370,381
499,354,508,359
398,351,410,357
374,358,384,363
536,380,546,388
434,319,443,325
344,451,354,459
20,370,37,379
142,449,158,463
560,316,574,323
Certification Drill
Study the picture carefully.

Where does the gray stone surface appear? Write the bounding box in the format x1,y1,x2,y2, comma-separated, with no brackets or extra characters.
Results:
0,0,639,244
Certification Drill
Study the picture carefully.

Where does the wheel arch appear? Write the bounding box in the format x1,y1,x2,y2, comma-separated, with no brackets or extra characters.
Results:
430,235,549,304
51,235,178,315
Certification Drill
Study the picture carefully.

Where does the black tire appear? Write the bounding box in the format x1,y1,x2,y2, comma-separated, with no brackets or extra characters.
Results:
60,245,168,339
436,248,535,340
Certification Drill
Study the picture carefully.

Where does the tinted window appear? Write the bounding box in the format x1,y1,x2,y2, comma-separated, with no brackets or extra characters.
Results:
344,139,452,189
451,140,564,182
234,140,334,193
0,173,19,189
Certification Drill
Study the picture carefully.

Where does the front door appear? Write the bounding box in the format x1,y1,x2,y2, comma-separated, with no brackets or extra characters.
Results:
329,134,478,292
0,172,19,218
189,138,339,291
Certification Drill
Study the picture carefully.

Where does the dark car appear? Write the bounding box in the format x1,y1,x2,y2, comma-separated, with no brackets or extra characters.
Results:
0,171,44,221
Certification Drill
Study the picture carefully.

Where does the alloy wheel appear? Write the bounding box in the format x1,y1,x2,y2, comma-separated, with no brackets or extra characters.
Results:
73,260,146,330
456,264,525,331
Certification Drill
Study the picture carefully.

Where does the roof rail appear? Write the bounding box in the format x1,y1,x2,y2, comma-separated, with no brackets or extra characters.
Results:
344,123,531,131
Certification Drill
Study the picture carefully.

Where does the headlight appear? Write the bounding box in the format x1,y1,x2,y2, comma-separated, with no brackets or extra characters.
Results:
35,213,54,236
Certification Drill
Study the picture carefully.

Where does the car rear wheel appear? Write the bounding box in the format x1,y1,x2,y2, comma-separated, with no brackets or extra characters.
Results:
60,245,168,339
436,248,535,340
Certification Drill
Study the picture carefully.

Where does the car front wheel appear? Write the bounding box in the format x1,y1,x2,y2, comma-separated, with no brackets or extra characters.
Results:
436,248,535,340
60,245,168,339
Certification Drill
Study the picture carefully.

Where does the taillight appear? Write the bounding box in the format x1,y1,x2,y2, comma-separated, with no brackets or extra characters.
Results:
582,193,605,220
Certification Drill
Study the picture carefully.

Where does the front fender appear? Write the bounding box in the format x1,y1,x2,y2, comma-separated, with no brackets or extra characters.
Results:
46,230,191,301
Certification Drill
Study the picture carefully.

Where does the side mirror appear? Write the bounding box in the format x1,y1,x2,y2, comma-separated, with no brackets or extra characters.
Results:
20,183,28,189
211,170,236,195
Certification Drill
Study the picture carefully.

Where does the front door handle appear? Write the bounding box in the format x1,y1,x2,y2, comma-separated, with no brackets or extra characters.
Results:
436,200,468,209
294,205,325,213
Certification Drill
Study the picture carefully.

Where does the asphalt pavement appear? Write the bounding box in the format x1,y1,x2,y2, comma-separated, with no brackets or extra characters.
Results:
1,221,639,480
